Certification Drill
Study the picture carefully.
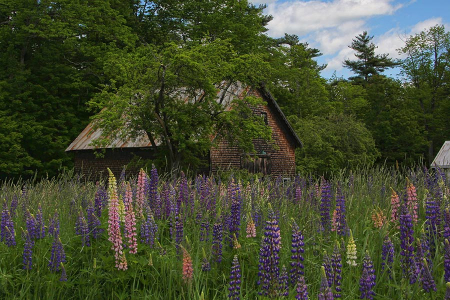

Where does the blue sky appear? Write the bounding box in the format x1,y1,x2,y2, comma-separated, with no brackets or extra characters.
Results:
251,0,450,78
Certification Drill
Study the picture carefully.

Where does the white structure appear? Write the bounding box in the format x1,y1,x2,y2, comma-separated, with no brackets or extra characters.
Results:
431,141,450,183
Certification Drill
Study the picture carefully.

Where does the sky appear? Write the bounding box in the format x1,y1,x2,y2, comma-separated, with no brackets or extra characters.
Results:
250,0,450,79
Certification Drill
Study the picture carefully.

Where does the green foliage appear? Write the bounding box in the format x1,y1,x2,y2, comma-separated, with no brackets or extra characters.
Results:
290,114,379,175
344,31,399,83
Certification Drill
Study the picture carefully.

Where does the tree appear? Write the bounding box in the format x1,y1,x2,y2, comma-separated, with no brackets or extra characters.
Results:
399,24,450,162
344,31,398,83
0,0,136,178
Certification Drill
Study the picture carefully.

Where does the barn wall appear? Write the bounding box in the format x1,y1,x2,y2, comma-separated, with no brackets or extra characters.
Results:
210,90,297,177
73,148,154,180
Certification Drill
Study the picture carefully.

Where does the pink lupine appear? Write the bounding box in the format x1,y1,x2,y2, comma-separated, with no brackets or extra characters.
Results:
406,180,419,224
390,188,400,223
136,169,146,219
182,248,193,284
107,169,127,270
124,182,138,254
246,217,256,238
331,209,338,232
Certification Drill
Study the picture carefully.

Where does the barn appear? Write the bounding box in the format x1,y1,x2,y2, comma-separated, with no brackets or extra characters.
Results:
431,141,450,183
66,82,302,178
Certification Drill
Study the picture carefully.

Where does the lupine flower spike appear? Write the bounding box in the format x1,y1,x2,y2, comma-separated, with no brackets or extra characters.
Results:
346,230,357,266
360,251,376,300
318,266,334,300
296,276,308,300
228,255,241,300
390,188,400,223
107,168,127,270
246,215,256,238
124,182,138,254
445,282,450,300
182,247,194,285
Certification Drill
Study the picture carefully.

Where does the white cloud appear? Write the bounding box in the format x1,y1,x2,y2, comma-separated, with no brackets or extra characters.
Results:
266,0,403,37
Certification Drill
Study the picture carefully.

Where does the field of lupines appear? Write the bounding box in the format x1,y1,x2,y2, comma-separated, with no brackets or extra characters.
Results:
1,166,450,299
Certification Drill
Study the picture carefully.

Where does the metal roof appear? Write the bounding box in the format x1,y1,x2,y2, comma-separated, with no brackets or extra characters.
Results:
431,141,450,168
66,82,302,151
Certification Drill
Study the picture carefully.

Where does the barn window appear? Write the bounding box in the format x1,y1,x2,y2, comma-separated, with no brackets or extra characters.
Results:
260,112,268,125
241,153,271,175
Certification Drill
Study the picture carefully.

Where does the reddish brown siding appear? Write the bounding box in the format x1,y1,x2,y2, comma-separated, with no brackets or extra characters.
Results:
210,89,297,177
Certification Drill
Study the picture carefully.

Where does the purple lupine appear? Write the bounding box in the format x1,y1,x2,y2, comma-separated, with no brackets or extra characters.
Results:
359,251,376,300
1,203,16,247
200,219,210,242
229,179,242,242
444,239,450,283
22,229,34,270
140,212,158,248
94,183,107,218
175,215,183,255
48,210,60,238
290,221,305,286
425,192,440,253
323,251,333,288
335,185,348,236
201,248,211,272
212,222,223,263
228,255,241,300
421,259,436,293
318,266,334,300
75,210,90,247
414,238,426,284
399,207,415,283
60,263,67,282
381,235,394,276
444,208,450,241
35,204,45,239
257,209,282,297
87,202,103,239
320,180,332,232
49,236,66,272
25,211,38,240
296,275,309,300
331,241,342,298
177,171,188,214
10,196,18,218
295,187,302,204
279,265,289,297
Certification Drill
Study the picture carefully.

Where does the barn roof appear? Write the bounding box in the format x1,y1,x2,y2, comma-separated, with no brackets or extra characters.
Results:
431,141,450,168
66,82,302,152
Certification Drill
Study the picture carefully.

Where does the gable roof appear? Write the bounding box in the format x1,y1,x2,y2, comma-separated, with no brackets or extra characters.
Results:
66,82,302,152
431,141,450,168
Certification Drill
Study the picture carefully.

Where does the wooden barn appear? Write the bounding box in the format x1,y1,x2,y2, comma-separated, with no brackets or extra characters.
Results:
431,141,450,183
66,82,302,178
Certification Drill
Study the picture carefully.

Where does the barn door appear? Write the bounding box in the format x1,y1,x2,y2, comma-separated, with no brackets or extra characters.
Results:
241,154,272,175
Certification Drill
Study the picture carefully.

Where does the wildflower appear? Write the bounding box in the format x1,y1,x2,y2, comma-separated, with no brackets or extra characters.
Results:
421,259,436,293
295,276,308,300
246,216,256,238
200,219,210,242
323,251,333,287
406,179,419,224
87,202,103,239
212,222,223,263
182,248,193,284
278,265,289,297
228,255,241,300
318,266,334,300
320,180,332,232
35,204,45,239
175,215,184,255
22,229,34,270
399,208,415,283
75,209,90,247
60,263,67,282
371,208,386,229
229,179,242,241
48,210,60,239
381,236,394,275
94,183,107,218
335,185,348,235
444,239,450,283
124,182,137,254
232,233,241,250
360,251,376,300
136,169,146,218
140,212,158,247
290,220,305,286
425,191,440,253
258,208,282,297
295,187,302,204
346,230,357,266
390,188,400,223
331,241,342,298
1,202,16,247
49,237,66,272
25,211,37,240
107,168,127,270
